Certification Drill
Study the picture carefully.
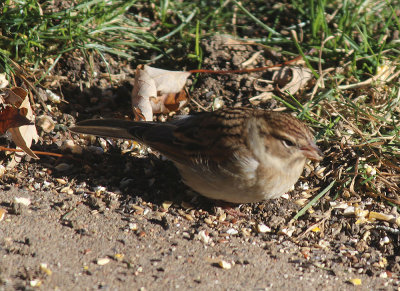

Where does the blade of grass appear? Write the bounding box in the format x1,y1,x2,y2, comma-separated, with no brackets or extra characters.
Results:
289,180,336,224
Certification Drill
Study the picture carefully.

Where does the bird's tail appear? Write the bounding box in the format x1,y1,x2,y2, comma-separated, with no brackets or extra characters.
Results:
69,119,154,141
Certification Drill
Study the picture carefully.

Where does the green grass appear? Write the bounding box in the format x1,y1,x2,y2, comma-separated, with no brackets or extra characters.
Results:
0,0,157,72
1,0,400,204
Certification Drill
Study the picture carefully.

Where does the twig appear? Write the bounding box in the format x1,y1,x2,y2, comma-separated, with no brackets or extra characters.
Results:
0,146,73,159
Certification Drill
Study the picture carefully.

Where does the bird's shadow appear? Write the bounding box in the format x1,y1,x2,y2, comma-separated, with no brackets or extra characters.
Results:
27,142,208,210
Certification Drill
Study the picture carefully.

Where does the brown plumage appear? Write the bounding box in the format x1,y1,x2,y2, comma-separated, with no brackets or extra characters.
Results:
70,107,322,203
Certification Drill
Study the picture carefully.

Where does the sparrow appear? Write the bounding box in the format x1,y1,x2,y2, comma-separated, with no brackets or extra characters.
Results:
69,107,322,203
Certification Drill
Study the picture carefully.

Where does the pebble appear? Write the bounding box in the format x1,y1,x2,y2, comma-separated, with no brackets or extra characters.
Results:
37,115,55,133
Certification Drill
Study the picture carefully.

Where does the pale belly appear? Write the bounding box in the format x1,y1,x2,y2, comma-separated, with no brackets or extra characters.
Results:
174,159,305,203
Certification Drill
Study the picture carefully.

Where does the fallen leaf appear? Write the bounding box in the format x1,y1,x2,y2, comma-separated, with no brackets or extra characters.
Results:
2,87,24,107
0,105,32,134
272,66,313,95
2,87,39,160
131,65,191,121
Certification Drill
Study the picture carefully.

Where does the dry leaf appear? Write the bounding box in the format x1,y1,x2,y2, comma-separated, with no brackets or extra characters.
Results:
0,73,9,89
2,87,24,107
131,65,191,121
272,66,313,95
2,87,39,160
0,105,33,134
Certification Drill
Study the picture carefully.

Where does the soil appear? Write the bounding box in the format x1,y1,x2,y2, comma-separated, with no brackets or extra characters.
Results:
1,35,399,290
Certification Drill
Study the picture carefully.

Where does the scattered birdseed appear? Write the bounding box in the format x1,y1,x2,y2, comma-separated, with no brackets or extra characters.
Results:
212,97,224,109
379,272,388,278
94,186,106,194
380,236,390,246
294,199,308,206
162,201,173,211
56,178,67,185
281,193,290,199
330,202,348,209
365,164,376,176
241,228,251,236
314,166,326,178
14,197,31,206
368,211,396,223
30,279,42,287
311,226,320,233
114,254,125,261
218,260,233,269
97,258,110,265
343,206,355,216
204,218,213,225
129,223,138,231
218,212,226,222
183,214,194,221
0,208,7,221
347,278,362,286
317,240,330,249
279,227,295,237
226,228,238,235
256,224,271,233
40,263,52,276
132,205,144,215
198,230,212,244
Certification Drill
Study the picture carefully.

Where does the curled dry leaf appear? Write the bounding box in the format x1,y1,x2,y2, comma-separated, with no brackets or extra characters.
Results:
0,106,32,134
272,66,313,95
2,87,39,160
131,65,191,121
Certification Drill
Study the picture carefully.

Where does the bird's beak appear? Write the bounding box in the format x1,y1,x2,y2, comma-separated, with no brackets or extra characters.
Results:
301,141,323,161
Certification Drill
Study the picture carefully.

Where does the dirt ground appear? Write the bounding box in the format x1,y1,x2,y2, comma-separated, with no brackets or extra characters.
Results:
1,35,399,290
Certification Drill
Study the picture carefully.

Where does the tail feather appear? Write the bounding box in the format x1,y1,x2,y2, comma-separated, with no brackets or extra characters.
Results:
70,119,154,141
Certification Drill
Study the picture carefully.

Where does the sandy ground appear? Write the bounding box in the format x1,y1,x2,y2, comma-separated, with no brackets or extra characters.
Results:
0,186,393,290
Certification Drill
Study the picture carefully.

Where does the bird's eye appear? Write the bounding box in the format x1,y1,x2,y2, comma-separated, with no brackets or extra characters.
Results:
282,139,295,147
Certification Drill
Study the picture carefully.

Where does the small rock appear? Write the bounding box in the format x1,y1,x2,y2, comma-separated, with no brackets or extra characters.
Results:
37,115,55,133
